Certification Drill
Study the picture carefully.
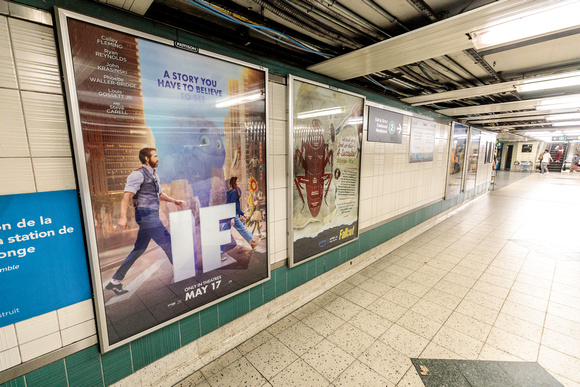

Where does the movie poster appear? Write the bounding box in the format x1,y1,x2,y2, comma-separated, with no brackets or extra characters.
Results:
446,122,468,199
57,11,269,351
288,76,364,266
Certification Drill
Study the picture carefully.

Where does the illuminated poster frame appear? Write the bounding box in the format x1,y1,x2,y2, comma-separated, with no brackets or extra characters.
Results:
445,122,468,199
409,117,436,163
56,9,270,352
288,76,364,267
464,128,481,192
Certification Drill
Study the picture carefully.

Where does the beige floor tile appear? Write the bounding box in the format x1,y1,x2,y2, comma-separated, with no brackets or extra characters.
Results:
544,314,580,338
464,288,505,311
425,258,456,272
238,330,275,355
396,310,442,340
359,341,413,384
394,279,431,298
493,313,543,343
276,321,323,356
200,349,243,378
341,286,379,308
507,290,549,312
382,264,415,278
396,366,425,387
420,342,461,360
432,279,470,298
367,298,408,323
311,290,340,307
501,300,546,326
379,323,429,357
302,339,355,381
550,291,580,311
444,312,492,342
422,288,463,310
478,344,525,361
410,299,453,324
382,288,420,309
245,337,298,379
333,360,393,387
326,322,376,358
346,273,367,287
204,357,266,387
266,314,300,336
455,299,499,325
348,309,392,339
550,372,580,387
269,359,329,387
395,259,426,272
471,280,511,300
432,326,483,359
301,307,346,337
441,272,477,288
541,328,580,359
478,273,515,290
329,281,356,296
372,271,406,287
405,271,440,288
323,296,363,321
486,326,539,362
175,371,209,387
539,346,580,385
548,302,580,324
291,301,320,321
356,277,393,297
511,280,551,299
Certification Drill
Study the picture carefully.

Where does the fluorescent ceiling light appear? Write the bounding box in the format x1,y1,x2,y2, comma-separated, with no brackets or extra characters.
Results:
297,107,344,119
215,91,264,108
537,103,580,111
552,121,580,127
469,2,580,49
517,74,580,93
546,113,580,121
346,117,363,125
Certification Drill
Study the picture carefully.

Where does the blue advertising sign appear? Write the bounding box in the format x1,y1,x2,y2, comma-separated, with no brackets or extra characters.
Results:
0,190,91,327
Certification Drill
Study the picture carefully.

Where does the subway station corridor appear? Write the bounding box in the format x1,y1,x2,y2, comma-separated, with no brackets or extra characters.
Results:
174,172,580,387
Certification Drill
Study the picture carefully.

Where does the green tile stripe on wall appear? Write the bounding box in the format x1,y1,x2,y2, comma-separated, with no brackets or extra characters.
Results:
219,291,250,327
179,312,201,346
199,305,219,336
0,377,25,387
101,344,132,386
131,323,180,371
249,284,264,310
65,346,104,387
25,360,67,387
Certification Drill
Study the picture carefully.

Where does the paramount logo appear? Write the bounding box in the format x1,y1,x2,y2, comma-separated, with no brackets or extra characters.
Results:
174,41,199,53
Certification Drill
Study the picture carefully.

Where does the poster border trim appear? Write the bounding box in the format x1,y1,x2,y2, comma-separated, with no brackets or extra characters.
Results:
287,75,365,268
55,8,271,353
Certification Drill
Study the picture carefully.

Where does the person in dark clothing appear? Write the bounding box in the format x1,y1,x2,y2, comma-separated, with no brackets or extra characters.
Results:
106,147,185,295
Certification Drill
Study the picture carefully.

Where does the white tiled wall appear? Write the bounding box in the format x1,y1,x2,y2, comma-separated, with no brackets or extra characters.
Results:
267,82,453,265
0,15,95,372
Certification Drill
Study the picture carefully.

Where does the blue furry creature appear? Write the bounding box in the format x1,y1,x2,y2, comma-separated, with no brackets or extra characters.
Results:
156,116,226,207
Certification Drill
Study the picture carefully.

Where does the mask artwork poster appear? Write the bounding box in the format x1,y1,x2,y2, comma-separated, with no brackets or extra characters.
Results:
288,76,364,266
57,11,269,351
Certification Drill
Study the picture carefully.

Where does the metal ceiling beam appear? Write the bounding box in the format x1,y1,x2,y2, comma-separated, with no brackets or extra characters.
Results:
437,93,580,116
469,115,548,124
307,0,576,81
402,70,580,106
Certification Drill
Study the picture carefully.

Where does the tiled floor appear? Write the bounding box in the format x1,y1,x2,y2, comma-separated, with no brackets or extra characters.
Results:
174,172,580,387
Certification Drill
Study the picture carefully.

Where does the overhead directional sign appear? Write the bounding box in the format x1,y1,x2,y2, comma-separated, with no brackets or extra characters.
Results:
367,106,403,143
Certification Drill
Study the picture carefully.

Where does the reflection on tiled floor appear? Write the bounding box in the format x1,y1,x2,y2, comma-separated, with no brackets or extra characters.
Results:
411,359,562,386
174,173,580,386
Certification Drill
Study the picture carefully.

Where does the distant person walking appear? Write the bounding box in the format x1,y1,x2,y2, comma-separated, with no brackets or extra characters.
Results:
555,146,564,162
540,149,553,174
572,154,579,173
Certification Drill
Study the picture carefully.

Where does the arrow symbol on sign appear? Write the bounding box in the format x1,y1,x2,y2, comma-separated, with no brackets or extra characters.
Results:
397,124,402,134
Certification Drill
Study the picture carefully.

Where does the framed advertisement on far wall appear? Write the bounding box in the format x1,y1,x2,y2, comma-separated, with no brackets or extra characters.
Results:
288,76,364,267
56,9,270,352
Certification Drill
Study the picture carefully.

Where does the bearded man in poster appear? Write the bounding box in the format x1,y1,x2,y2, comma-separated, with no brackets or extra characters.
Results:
106,147,186,295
